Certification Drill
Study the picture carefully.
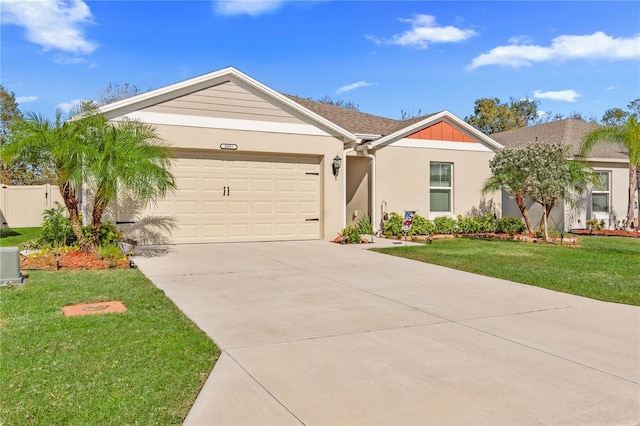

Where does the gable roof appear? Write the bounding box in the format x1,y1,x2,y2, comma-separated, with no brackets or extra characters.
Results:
98,67,358,143
491,119,629,161
366,111,503,151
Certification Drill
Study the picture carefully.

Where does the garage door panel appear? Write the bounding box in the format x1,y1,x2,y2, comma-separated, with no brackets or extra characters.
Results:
253,201,274,214
145,153,321,243
203,201,224,215
203,177,224,192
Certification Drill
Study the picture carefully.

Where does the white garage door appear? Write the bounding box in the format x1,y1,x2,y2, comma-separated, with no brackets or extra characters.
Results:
149,152,321,243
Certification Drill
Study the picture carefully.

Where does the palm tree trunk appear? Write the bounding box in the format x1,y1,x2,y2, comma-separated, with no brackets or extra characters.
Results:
515,192,534,235
90,196,109,249
59,181,92,253
628,164,638,230
538,200,556,231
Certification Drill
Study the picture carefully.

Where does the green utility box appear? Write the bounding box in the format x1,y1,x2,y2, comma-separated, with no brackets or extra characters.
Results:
0,247,25,286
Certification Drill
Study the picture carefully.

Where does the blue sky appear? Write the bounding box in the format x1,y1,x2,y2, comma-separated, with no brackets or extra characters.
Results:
1,0,639,122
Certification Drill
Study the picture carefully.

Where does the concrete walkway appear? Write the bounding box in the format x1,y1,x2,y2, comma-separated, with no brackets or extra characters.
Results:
134,240,640,425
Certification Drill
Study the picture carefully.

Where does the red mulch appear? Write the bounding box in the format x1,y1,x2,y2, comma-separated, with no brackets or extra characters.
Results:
570,229,640,238
21,250,130,270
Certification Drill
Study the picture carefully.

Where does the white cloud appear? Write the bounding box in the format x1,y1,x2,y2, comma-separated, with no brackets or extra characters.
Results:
1,0,97,54
370,14,477,49
336,81,373,94
56,99,84,113
606,85,618,91
533,89,581,102
470,31,640,69
16,96,38,103
215,0,286,16
54,55,88,65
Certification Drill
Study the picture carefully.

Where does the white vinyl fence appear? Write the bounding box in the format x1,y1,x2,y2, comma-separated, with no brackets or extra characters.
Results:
0,184,65,228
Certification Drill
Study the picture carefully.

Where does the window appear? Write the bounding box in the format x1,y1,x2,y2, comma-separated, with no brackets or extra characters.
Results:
430,162,452,212
592,171,610,213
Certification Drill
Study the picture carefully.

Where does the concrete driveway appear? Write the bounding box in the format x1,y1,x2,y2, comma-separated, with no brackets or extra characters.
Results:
134,240,640,425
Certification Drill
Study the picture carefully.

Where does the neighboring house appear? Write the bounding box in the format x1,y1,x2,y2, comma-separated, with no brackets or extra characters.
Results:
492,119,631,231
99,67,502,244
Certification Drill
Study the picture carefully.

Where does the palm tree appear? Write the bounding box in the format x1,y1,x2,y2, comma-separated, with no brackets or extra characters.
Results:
580,116,640,230
1,107,93,251
1,102,175,252
83,111,175,248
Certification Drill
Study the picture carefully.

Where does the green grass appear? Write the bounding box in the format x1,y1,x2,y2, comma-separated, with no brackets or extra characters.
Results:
0,269,219,424
373,236,640,306
0,227,41,247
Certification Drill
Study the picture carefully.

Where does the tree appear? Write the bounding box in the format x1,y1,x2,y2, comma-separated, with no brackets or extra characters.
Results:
313,96,360,111
465,97,539,134
1,102,175,252
581,115,640,230
600,98,640,125
482,146,535,235
97,82,142,105
2,106,93,250
400,109,423,120
484,143,594,240
81,104,175,246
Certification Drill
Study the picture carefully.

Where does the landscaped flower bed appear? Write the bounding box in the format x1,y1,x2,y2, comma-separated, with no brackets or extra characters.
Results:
21,250,130,270
570,229,640,238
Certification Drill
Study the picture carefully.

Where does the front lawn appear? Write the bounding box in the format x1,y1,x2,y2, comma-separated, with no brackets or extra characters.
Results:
0,227,41,247
373,236,640,306
0,269,219,424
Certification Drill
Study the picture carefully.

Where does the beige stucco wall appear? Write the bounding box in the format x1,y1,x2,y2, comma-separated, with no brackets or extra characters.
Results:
133,123,346,240
345,155,370,228
565,162,632,230
374,145,498,221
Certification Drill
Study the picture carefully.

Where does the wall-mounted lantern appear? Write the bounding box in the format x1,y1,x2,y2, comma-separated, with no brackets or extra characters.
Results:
332,155,342,178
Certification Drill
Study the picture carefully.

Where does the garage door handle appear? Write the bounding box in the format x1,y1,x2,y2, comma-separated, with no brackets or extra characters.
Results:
305,218,319,221
223,186,230,196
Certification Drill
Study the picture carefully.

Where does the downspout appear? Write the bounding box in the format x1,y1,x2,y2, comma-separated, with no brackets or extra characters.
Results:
342,146,356,229
361,146,376,234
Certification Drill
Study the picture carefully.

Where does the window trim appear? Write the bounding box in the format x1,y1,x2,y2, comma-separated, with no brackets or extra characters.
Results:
429,162,453,214
592,170,611,214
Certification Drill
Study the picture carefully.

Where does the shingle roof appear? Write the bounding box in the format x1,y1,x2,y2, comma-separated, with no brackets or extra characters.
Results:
285,95,435,138
491,119,629,160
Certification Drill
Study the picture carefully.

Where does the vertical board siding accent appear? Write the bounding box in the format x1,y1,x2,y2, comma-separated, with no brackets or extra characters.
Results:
407,121,475,143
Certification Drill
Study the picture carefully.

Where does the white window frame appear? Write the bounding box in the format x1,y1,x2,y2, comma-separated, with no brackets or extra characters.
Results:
592,170,611,214
429,162,453,215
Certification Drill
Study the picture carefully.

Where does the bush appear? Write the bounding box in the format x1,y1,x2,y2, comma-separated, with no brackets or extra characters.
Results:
40,207,75,247
383,212,403,237
456,214,496,234
83,222,122,246
341,225,362,243
98,244,126,267
356,215,373,235
409,214,435,236
495,217,526,236
433,216,457,234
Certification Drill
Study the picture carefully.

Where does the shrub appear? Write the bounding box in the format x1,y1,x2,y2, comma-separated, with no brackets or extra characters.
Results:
466,198,500,218
586,219,604,231
40,207,75,247
456,214,496,234
83,222,122,246
383,212,403,237
495,217,526,236
410,214,435,236
341,225,362,243
433,216,457,234
356,215,373,235
98,244,126,267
